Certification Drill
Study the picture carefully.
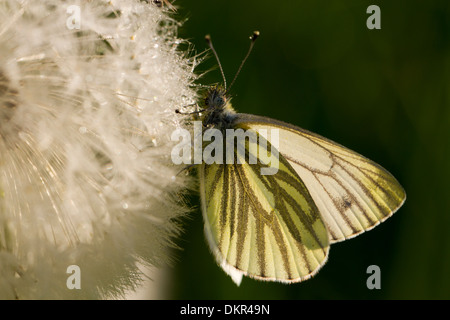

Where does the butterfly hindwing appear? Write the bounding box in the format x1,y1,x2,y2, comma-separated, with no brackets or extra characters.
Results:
199,128,329,284
234,114,406,243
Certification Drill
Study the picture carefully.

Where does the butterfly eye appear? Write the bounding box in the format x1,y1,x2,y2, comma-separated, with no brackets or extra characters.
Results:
152,0,162,7
215,96,225,107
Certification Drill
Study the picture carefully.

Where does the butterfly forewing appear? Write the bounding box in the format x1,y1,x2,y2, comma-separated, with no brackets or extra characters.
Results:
234,114,406,243
199,129,329,284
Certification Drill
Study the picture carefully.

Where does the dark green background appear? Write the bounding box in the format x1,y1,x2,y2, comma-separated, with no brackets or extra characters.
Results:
169,0,450,299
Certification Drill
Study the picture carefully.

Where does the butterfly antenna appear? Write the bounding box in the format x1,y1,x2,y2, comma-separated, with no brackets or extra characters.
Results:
205,34,227,90
227,31,260,94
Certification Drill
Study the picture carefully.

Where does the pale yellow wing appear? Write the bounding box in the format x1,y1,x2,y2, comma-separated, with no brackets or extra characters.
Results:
234,114,406,243
199,131,329,284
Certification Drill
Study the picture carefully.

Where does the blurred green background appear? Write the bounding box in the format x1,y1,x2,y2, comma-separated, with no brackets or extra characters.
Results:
168,0,450,299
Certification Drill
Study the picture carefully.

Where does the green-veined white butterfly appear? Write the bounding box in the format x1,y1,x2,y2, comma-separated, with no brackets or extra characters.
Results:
190,31,406,285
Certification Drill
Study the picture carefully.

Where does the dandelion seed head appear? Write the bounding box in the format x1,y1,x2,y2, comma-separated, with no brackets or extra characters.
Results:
0,0,197,299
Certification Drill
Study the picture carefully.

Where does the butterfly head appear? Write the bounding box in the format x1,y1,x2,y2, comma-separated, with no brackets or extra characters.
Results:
194,32,260,130
204,86,228,109
200,86,236,130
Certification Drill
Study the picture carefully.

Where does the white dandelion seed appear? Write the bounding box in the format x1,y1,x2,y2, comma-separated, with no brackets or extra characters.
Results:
0,0,197,299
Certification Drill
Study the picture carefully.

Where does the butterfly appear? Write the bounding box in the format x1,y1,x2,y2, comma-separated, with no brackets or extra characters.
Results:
192,31,406,285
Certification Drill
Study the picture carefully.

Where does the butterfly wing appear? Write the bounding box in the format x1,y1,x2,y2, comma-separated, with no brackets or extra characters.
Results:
199,130,329,284
233,114,406,244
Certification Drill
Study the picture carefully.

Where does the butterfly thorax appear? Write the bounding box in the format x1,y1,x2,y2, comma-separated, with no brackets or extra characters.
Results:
201,86,237,131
